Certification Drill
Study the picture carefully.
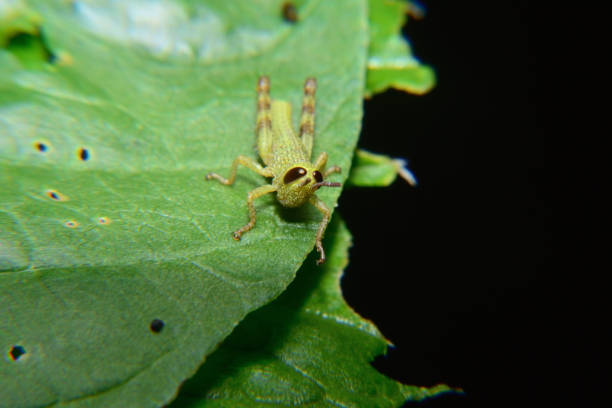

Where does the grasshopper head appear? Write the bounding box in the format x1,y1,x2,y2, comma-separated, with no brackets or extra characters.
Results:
275,164,340,208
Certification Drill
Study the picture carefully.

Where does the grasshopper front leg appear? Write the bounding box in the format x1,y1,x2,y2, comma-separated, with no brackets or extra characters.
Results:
324,166,341,178
206,155,273,185
206,156,276,241
309,195,333,265
233,184,277,240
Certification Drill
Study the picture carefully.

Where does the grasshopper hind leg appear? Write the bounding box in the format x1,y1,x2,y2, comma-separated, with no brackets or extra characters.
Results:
299,77,316,158
256,76,274,164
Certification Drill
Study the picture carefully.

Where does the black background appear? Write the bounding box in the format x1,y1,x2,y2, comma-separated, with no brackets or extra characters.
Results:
338,2,597,407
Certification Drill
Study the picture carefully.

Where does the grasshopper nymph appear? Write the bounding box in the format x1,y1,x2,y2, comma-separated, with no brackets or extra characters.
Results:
206,76,341,264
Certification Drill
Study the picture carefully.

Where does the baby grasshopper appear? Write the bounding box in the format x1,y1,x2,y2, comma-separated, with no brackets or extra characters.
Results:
206,76,341,264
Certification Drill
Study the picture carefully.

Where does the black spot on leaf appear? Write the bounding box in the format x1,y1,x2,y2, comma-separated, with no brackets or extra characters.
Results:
64,220,78,228
78,148,89,161
150,319,165,333
46,189,68,201
35,142,48,152
282,2,298,22
9,345,26,361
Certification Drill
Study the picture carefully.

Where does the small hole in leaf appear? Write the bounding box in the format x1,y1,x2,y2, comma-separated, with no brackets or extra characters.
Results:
64,220,78,228
45,189,68,201
9,345,26,361
78,148,89,161
149,319,165,333
281,2,298,22
35,142,48,152
98,217,110,225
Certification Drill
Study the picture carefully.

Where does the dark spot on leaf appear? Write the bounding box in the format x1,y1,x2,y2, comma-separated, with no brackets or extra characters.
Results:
35,142,48,152
78,148,89,161
282,2,298,23
150,319,164,333
64,220,78,228
45,189,67,201
98,217,110,225
9,345,26,361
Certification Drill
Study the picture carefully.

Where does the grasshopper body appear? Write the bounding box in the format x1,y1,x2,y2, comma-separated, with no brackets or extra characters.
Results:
206,76,341,264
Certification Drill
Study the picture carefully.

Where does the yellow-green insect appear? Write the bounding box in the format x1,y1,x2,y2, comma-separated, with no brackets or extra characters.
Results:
206,76,341,264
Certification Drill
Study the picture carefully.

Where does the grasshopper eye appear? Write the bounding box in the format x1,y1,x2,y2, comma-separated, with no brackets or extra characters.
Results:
312,170,323,183
283,167,307,184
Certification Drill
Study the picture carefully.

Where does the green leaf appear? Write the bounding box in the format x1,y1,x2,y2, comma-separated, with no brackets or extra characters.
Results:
347,149,417,187
366,0,435,97
0,0,366,406
170,217,455,407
